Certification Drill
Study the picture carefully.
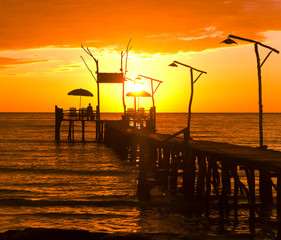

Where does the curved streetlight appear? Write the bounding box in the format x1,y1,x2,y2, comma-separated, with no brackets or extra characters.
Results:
137,75,163,133
221,34,279,148
137,75,163,109
169,61,207,141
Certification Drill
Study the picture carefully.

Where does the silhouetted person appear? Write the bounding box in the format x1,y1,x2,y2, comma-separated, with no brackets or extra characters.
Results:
87,103,94,120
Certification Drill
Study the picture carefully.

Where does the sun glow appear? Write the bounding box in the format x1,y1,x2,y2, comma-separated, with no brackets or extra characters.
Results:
125,80,145,93
0,30,281,112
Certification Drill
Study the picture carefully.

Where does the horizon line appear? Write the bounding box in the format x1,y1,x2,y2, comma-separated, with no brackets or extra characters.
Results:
1,111,281,114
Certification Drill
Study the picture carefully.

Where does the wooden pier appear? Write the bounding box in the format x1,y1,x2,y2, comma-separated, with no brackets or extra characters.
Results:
103,120,281,238
55,106,281,237
55,105,105,142
55,105,156,143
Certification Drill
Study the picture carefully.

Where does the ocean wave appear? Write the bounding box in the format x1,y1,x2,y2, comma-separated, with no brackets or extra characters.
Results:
0,198,140,207
0,189,33,194
0,167,126,176
0,198,182,209
0,212,130,219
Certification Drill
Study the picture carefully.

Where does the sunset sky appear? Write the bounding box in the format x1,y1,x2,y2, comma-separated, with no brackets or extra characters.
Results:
0,0,281,112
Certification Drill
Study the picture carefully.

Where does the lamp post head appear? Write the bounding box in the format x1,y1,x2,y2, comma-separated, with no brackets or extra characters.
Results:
169,62,178,67
221,37,237,44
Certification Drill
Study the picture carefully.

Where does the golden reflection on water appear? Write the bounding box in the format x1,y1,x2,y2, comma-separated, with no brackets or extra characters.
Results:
1,113,281,239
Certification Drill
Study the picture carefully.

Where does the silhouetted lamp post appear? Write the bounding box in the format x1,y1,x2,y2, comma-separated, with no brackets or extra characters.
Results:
221,35,279,148
169,61,207,141
137,75,163,132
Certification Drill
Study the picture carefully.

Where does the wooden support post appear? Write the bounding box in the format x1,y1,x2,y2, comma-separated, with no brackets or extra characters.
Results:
103,122,109,146
68,124,70,141
96,106,100,141
157,147,163,167
158,147,170,190
130,143,138,162
99,120,104,143
55,105,63,143
68,120,73,142
183,146,196,202
72,121,74,141
96,120,99,141
209,159,220,197
259,170,273,210
82,120,85,142
205,156,211,218
120,133,129,160
196,154,206,208
137,137,150,201
170,151,179,196
218,162,225,232
232,165,239,220
221,161,230,217
129,135,138,162
277,172,281,239
143,140,157,180
195,154,206,216
151,143,158,175
149,106,156,133
246,168,256,234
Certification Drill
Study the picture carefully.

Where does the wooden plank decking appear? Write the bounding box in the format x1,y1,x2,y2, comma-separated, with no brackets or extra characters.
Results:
107,120,281,172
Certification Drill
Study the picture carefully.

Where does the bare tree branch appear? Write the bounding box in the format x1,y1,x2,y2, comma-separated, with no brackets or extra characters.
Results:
81,44,98,64
80,56,97,82
126,39,132,52
124,39,132,76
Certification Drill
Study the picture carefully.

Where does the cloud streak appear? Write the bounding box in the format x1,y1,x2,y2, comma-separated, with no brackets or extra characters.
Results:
0,0,280,53
0,57,47,70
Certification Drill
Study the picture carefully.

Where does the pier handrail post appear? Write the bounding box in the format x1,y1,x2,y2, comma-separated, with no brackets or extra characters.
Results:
221,34,279,148
183,143,196,202
277,171,281,239
55,105,63,143
161,127,189,143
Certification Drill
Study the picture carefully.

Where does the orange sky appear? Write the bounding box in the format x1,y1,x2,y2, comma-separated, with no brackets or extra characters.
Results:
0,0,281,112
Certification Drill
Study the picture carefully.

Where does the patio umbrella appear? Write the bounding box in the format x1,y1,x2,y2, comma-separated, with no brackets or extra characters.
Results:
126,90,151,112
68,88,93,108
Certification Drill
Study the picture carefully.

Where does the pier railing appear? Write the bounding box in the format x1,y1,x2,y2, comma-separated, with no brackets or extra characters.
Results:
62,108,97,121
122,107,156,132
55,105,101,142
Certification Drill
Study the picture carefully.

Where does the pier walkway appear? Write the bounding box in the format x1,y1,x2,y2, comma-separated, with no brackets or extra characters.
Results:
104,120,281,238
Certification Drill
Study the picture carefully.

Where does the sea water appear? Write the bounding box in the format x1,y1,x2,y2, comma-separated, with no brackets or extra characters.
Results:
0,112,281,238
